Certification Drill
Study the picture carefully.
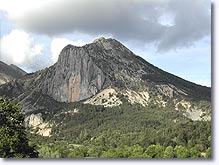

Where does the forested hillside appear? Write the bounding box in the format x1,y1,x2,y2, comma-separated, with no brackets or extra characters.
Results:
27,101,211,158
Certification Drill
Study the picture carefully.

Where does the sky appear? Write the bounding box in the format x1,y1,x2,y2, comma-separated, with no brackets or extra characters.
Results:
0,0,211,87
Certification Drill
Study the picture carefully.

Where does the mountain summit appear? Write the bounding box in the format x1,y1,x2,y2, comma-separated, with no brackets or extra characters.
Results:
0,37,211,120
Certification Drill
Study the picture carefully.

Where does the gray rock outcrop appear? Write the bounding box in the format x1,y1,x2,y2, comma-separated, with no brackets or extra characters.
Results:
39,45,110,102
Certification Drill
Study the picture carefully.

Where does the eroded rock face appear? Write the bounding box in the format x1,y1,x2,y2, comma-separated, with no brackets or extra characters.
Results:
24,113,43,127
38,38,140,103
156,84,187,98
40,46,109,102
24,113,52,137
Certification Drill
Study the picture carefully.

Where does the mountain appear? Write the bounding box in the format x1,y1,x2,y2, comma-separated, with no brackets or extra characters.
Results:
0,37,211,158
0,38,210,119
0,61,26,85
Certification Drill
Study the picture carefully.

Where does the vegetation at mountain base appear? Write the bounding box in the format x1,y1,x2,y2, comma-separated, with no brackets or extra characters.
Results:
27,100,211,158
0,97,38,158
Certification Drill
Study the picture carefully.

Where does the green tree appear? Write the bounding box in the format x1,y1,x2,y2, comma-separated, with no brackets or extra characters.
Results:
190,146,200,158
100,149,118,158
145,145,156,158
128,145,144,158
38,145,51,158
174,145,189,158
154,144,165,158
87,145,104,158
205,147,211,158
68,146,88,158
0,97,38,158
163,146,174,158
38,145,61,158
145,144,164,158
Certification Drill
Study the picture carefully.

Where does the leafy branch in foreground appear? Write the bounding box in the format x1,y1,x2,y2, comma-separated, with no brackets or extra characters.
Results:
0,97,38,158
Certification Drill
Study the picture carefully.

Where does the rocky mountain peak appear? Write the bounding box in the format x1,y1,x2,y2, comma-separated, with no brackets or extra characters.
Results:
0,38,211,120
91,37,131,53
93,37,115,50
11,37,138,104
93,37,107,43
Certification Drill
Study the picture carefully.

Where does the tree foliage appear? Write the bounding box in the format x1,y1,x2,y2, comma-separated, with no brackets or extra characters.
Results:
205,147,211,158
163,146,174,158
0,97,38,158
174,145,189,158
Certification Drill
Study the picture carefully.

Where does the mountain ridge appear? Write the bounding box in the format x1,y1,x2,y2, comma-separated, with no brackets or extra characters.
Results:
0,37,211,121
0,61,27,85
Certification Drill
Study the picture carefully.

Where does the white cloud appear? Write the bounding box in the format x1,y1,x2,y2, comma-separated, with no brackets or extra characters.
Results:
50,38,86,63
0,29,44,70
0,0,52,19
0,0,211,51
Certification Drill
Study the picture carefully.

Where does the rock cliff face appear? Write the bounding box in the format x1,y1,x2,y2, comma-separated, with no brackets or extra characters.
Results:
39,45,109,102
37,37,141,103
